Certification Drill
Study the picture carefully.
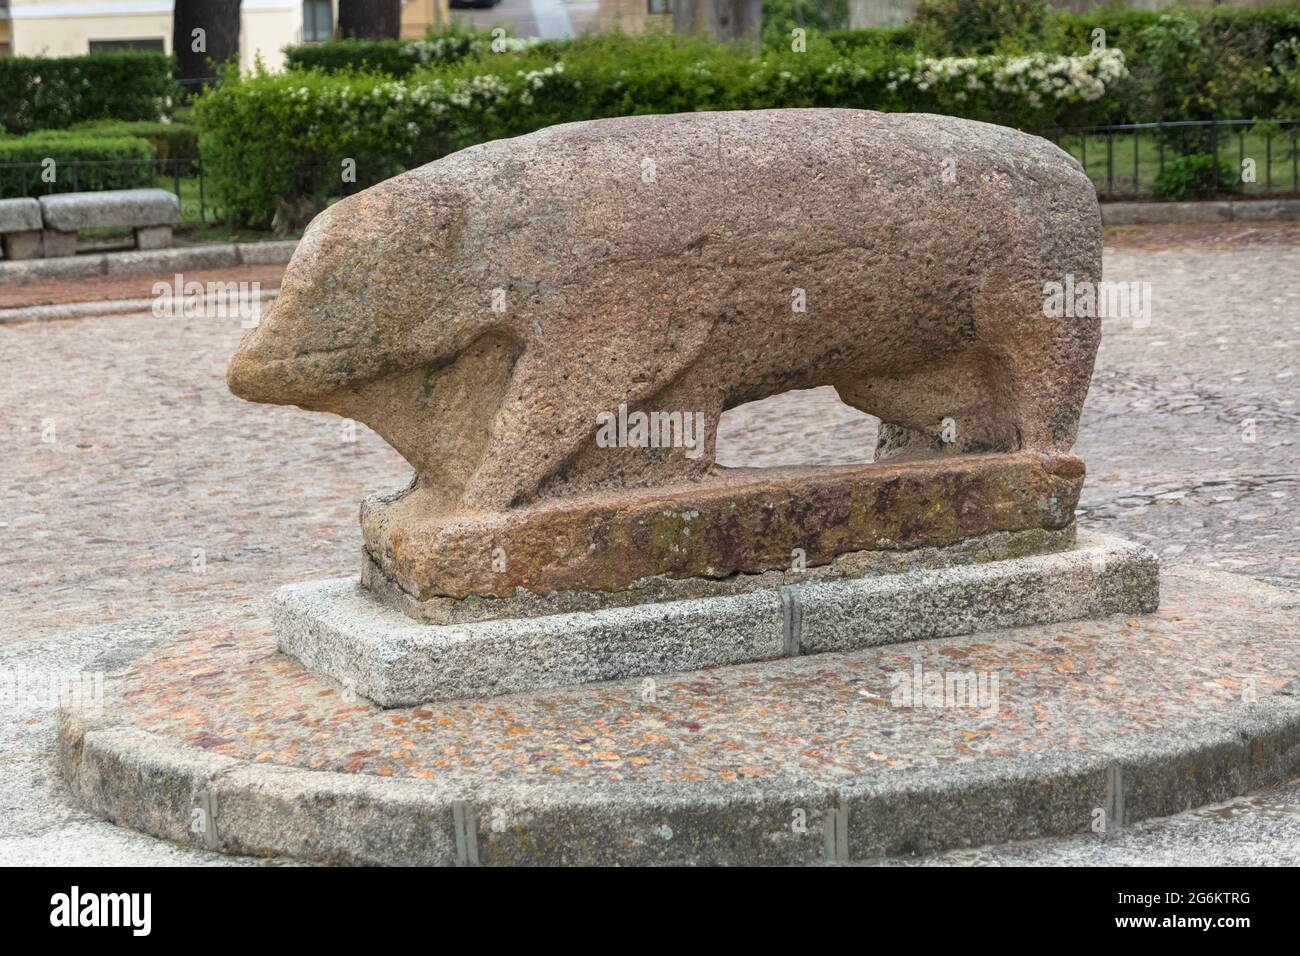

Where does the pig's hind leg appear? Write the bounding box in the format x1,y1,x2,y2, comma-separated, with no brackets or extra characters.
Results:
835,349,1021,462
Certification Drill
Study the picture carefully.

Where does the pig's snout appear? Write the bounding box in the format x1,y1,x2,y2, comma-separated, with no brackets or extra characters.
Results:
226,334,281,404
226,292,305,405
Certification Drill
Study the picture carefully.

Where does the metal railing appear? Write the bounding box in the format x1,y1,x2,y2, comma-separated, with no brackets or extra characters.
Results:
0,158,216,223
0,157,372,230
3,119,1297,222
1053,119,1300,199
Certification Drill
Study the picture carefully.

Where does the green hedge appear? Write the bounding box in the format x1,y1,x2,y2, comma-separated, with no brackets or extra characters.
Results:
1152,152,1239,200
0,52,178,135
283,26,540,77
0,135,153,195
911,0,1048,55
823,4,1300,123
284,8,1300,125
197,31,1132,227
1041,6,1300,123
66,120,200,161
202,8,1300,227
760,0,851,48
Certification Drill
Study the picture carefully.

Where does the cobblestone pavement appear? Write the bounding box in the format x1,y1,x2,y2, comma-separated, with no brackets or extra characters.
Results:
1075,225,1300,590
1,221,1298,864
0,264,285,310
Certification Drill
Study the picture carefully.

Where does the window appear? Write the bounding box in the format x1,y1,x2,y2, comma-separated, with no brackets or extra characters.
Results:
304,0,333,43
89,39,166,54
648,0,670,13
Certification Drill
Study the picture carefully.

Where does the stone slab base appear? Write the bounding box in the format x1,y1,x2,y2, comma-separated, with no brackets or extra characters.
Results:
1,230,42,261
134,225,173,250
278,532,1158,707
365,526,1080,626
42,229,77,258
56,566,1300,865
362,451,1085,602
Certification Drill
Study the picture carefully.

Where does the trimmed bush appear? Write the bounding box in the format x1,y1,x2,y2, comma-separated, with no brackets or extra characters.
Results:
199,9,1300,227
0,52,178,135
195,32,1132,227
820,27,918,54
67,120,200,161
912,0,1049,55
0,135,153,195
760,0,851,48
283,27,541,77
1152,153,1238,200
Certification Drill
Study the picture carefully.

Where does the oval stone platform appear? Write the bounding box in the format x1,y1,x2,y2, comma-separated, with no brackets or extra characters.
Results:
59,566,1300,865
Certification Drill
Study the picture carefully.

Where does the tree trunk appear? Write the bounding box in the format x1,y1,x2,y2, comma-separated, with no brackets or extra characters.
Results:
672,0,762,49
338,0,403,40
173,0,242,89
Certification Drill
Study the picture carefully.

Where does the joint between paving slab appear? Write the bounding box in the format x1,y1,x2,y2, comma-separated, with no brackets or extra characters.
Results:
452,799,481,867
780,586,803,657
822,801,850,863
192,788,220,851
1104,762,1125,838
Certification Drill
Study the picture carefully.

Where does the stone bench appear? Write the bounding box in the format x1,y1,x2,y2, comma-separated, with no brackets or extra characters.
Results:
37,189,181,257
0,198,43,261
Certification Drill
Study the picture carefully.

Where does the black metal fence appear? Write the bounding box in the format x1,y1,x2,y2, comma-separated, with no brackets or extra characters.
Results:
0,158,216,222
1053,119,1300,199
3,119,1297,223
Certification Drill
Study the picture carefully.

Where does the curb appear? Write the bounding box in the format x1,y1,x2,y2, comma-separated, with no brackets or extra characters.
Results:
0,240,298,285
0,288,280,325
1101,197,1300,226
2,200,1293,283
56,674,1300,866
54,567,1300,866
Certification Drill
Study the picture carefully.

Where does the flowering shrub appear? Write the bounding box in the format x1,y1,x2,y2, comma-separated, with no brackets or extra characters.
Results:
882,49,1128,127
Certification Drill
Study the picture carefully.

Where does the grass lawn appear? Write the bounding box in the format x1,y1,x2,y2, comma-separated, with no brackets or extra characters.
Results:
149,172,303,242
1055,127,1300,199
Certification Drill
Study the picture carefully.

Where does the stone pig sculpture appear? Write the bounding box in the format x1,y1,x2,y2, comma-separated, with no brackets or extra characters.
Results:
228,108,1101,600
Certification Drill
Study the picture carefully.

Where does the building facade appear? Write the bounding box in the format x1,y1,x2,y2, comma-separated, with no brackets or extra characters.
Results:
0,1,449,66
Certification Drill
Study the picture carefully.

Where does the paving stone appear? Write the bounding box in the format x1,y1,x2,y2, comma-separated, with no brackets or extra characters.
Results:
55,566,1300,864
1,221,1298,864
